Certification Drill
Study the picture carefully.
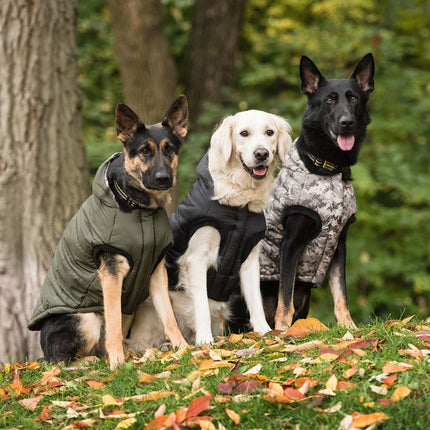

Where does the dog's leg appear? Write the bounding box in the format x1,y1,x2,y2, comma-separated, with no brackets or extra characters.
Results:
276,212,320,331
149,258,188,348
327,217,357,328
180,227,220,345
239,244,271,335
98,252,130,370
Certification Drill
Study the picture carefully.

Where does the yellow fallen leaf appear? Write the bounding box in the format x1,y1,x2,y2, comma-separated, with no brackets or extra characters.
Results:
326,374,338,391
401,315,415,325
226,408,240,424
103,394,121,406
390,386,411,402
228,333,244,343
115,418,137,429
199,420,217,430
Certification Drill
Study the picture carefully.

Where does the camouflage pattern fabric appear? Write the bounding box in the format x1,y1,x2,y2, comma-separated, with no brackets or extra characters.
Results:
260,143,357,286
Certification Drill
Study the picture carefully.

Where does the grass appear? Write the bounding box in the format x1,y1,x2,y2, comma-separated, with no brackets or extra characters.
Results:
1,317,429,430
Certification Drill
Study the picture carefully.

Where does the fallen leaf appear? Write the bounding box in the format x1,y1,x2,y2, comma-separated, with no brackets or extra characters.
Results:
154,403,166,418
186,395,211,419
243,363,262,375
390,386,411,402
326,374,338,391
198,420,217,430
351,412,389,428
285,318,328,338
115,418,137,429
325,401,342,413
283,387,305,401
370,384,388,395
19,396,43,411
382,363,412,373
226,408,240,424
103,394,121,406
86,379,106,389
343,367,357,379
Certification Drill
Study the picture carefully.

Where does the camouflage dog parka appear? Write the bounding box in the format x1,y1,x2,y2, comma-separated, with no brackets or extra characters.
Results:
259,142,357,287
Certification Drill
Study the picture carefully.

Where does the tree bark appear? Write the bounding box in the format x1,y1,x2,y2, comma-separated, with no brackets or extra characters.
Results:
0,0,90,362
107,0,178,123
185,0,247,123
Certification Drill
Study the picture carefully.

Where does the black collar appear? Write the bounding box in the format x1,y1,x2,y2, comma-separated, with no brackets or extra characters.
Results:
303,150,352,182
113,180,140,209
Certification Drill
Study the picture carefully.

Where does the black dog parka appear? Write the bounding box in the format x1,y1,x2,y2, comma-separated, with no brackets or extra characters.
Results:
28,153,172,331
165,154,266,302
259,143,357,287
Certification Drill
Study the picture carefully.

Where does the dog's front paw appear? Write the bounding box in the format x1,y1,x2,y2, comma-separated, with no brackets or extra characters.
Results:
253,321,272,336
172,336,189,349
195,334,214,345
108,350,125,370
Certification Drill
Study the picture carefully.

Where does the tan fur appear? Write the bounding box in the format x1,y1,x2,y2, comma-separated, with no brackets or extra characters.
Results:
98,254,130,369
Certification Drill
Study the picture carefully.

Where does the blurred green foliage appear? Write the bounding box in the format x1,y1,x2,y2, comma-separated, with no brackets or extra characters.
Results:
77,0,430,322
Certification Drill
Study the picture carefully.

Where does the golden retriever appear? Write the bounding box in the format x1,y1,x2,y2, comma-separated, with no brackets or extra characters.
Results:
127,109,292,349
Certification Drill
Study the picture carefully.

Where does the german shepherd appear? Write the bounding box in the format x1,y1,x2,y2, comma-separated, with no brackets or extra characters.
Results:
28,95,189,369
258,54,375,330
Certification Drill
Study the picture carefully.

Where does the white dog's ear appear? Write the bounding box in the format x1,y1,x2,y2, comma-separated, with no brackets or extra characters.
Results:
210,115,234,164
273,115,293,164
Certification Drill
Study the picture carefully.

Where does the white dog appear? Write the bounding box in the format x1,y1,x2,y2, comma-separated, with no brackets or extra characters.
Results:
127,109,292,349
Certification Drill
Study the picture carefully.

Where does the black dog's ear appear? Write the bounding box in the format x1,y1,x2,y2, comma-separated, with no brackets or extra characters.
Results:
350,53,375,93
162,94,188,140
300,56,327,96
115,104,144,144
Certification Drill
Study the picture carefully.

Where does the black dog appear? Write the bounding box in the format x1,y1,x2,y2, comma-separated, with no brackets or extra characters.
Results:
28,96,188,369
228,54,374,332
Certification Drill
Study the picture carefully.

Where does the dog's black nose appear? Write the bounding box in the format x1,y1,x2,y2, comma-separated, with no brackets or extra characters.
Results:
254,148,269,161
155,171,171,186
339,115,355,130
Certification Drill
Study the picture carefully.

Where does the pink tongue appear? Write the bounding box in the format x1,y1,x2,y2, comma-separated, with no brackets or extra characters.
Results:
337,135,355,151
253,166,267,176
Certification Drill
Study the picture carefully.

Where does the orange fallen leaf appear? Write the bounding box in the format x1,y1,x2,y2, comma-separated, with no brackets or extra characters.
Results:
351,412,389,428
226,408,240,424
186,395,211,419
138,373,154,383
390,386,411,402
86,379,106,389
343,367,357,379
382,363,411,374
285,318,328,338
268,382,284,396
283,387,306,401
381,374,397,385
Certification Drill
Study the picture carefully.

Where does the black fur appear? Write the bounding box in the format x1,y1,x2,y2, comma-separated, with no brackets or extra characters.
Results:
226,55,374,331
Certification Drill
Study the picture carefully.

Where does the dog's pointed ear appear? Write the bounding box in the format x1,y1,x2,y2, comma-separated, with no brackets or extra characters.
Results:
162,94,188,140
300,56,327,96
350,53,374,93
115,103,144,145
209,115,234,164
272,115,293,164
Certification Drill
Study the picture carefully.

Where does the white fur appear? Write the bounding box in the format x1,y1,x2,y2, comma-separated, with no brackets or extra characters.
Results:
128,109,292,348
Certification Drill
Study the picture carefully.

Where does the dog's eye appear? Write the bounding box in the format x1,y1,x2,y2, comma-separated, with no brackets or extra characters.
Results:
325,97,335,104
141,145,152,156
349,95,358,102
240,130,249,137
164,144,175,155
266,129,274,136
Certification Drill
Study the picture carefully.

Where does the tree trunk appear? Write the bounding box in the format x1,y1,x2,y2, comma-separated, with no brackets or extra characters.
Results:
107,0,178,123
0,0,90,362
185,0,247,123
